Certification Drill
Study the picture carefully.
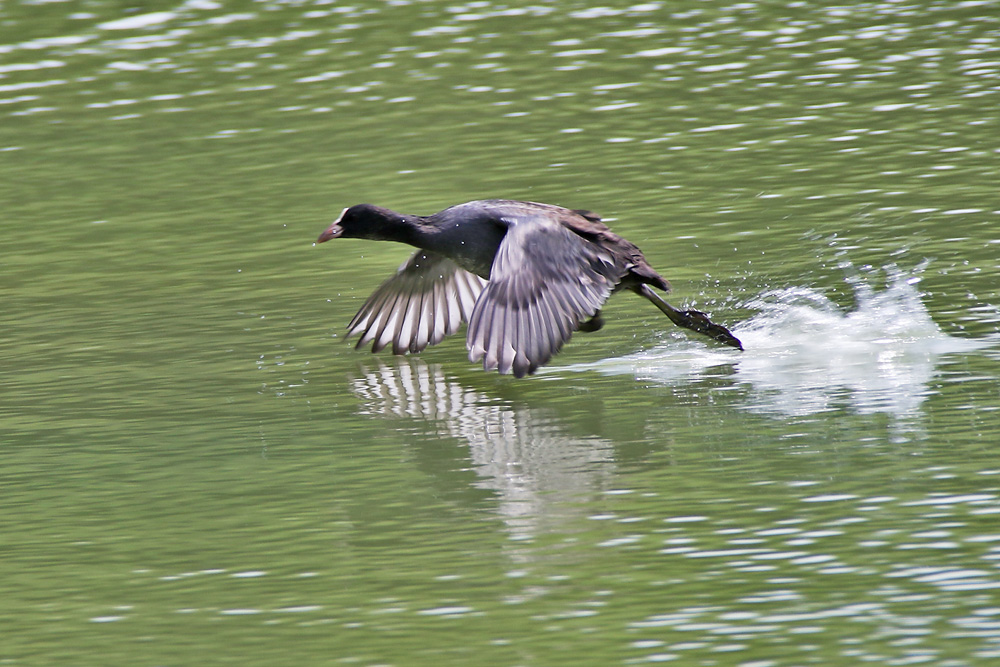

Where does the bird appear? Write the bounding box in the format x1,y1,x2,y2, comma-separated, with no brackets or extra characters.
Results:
316,199,742,377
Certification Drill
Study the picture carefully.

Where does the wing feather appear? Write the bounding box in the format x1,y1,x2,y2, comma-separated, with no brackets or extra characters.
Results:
467,215,622,377
345,251,487,355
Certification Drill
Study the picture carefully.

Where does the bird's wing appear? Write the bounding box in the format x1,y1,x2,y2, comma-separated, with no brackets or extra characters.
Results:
348,251,487,355
466,214,621,377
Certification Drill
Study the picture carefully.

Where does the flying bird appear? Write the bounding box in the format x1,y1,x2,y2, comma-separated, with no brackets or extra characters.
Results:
317,199,742,377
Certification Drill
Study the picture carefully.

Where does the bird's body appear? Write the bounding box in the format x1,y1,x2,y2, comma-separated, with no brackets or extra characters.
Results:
317,199,741,377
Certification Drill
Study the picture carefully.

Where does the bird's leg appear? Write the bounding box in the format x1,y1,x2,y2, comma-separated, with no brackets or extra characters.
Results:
636,284,743,350
579,311,604,333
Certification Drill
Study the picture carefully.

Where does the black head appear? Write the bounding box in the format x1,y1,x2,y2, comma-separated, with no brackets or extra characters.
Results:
316,204,400,243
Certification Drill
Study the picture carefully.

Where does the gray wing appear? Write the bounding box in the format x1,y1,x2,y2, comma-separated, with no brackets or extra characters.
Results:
348,251,487,355
466,217,620,377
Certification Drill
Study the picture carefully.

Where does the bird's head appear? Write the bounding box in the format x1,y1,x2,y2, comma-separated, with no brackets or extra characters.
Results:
316,204,398,243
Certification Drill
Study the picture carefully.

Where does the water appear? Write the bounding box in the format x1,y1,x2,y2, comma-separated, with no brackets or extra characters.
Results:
576,261,994,419
3,1,1000,665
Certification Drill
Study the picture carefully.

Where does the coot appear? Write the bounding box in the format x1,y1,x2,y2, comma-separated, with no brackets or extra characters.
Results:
317,200,742,377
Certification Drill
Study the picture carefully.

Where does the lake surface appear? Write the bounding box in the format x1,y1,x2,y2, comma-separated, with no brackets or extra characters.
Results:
3,1,1000,665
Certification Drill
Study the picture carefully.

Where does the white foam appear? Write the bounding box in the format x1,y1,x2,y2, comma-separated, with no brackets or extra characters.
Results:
568,264,991,417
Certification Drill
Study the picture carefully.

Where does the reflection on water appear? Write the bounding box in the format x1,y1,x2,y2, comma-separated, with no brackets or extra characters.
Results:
351,359,615,546
344,358,1000,664
571,262,991,421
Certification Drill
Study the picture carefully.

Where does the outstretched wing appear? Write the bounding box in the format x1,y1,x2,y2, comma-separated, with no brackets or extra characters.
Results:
466,215,622,377
348,251,486,355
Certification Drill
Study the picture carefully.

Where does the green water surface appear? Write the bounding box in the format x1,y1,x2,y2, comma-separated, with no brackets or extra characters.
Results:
3,1,1000,665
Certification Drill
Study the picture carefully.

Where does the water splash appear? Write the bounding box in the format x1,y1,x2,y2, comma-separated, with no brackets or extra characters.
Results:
567,264,990,418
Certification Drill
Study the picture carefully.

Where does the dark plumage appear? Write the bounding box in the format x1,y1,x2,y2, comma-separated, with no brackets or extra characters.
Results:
317,200,742,377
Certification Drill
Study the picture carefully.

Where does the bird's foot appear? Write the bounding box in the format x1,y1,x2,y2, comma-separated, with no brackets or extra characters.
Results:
677,309,744,350
578,312,604,333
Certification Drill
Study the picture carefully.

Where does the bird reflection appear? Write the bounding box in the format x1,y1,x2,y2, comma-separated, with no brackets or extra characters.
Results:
349,358,616,546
